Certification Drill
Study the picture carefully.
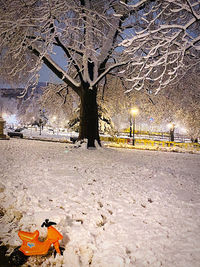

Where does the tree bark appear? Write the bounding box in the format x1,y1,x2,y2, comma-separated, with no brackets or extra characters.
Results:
79,85,101,148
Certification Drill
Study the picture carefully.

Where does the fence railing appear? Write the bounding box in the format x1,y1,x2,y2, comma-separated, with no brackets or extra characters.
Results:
100,136,200,150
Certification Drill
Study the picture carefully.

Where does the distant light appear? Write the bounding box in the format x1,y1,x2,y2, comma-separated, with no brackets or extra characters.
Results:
3,114,19,125
2,113,7,120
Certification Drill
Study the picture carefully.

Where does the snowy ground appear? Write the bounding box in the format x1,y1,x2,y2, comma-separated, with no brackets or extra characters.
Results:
0,139,200,267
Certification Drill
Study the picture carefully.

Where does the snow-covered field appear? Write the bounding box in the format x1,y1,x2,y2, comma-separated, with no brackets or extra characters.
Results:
0,139,200,267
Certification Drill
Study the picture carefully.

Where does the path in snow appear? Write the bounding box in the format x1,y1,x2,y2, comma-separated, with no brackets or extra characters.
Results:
0,139,200,267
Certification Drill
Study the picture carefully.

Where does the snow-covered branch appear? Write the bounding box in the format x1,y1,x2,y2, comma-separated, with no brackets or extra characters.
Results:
29,45,81,93
0,0,199,96
119,0,200,93
91,60,129,88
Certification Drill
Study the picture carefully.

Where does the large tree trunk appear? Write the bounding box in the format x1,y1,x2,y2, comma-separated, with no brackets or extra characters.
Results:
79,85,101,148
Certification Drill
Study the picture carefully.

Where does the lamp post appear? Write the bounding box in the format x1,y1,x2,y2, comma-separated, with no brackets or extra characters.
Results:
168,123,175,142
129,115,132,137
130,107,139,146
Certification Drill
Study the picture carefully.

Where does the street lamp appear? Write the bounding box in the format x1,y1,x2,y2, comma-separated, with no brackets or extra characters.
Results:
168,122,175,142
130,107,139,146
129,115,132,138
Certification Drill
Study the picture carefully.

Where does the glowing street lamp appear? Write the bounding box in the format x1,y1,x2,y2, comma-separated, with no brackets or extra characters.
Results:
168,122,175,142
130,107,139,146
129,115,132,138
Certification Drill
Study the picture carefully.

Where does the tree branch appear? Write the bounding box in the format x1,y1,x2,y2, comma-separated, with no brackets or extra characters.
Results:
54,36,83,83
28,45,81,95
92,60,129,87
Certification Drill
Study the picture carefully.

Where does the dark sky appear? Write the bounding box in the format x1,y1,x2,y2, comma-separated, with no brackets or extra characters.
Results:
0,46,66,88
39,46,66,84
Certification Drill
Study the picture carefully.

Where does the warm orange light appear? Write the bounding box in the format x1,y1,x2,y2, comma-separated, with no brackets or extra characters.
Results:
168,123,175,129
130,107,139,116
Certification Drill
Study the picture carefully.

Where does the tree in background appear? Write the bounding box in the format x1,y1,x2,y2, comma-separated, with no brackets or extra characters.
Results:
103,68,200,140
39,82,116,134
39,83,78,128
0,0,199,147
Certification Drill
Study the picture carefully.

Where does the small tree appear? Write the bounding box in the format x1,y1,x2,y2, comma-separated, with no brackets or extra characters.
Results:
0,0,199,147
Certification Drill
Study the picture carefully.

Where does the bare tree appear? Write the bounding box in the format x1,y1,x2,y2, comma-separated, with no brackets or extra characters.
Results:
0,0,199,147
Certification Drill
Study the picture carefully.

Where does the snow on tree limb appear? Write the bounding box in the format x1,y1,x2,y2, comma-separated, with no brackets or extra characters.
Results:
119,0,200,93
0,0,199,95
29,45,81,92
91,60,129,88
